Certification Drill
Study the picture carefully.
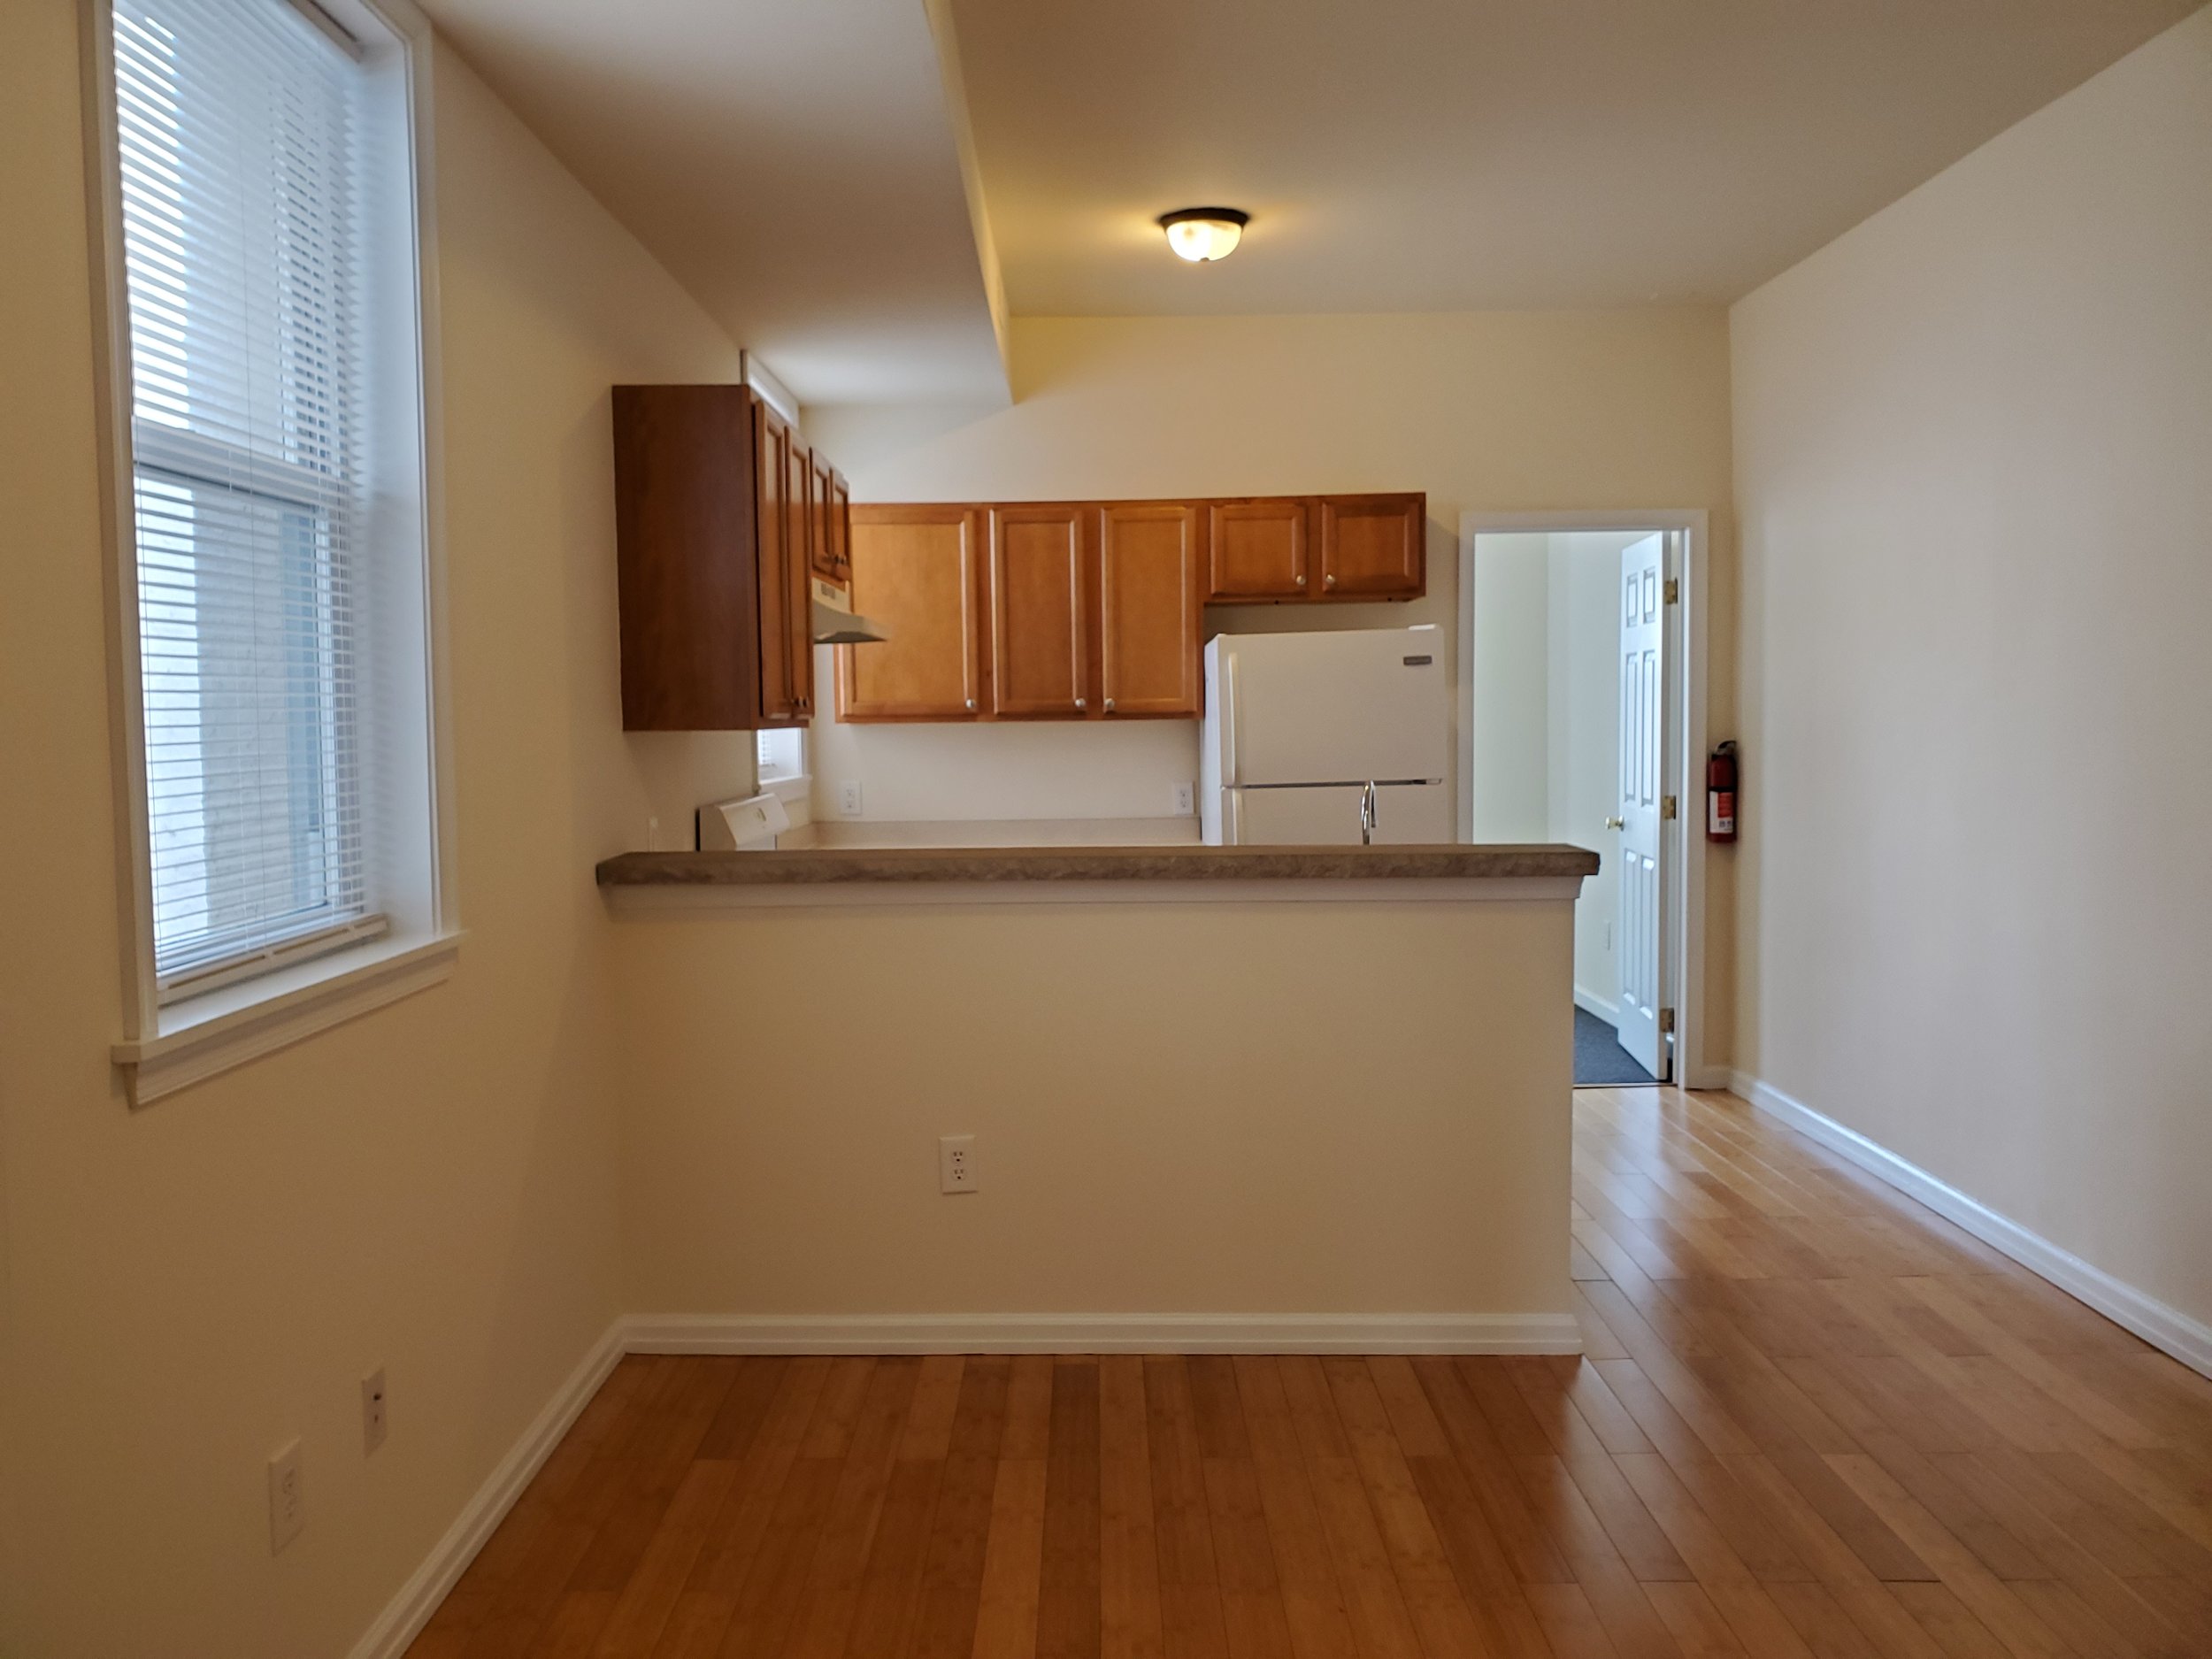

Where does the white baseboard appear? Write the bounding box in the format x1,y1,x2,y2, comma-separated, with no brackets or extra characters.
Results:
623,1310,1584,1356
1731,1071,2212,1381
348,1318,626,1659
1572,985,1619,1025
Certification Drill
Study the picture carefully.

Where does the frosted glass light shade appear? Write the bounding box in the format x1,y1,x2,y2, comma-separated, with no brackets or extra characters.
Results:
1158,208,1248,263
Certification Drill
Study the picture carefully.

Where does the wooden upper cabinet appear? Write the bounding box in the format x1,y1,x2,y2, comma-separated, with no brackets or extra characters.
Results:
611,382,846,731
829,489,1417,725
837,505,983,720
1317,493,1425,599
1206,498,1309,601
989,504,1090,718
1100,503,1202,717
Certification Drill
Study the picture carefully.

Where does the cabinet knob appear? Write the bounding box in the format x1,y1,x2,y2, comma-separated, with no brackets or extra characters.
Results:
965,697,977,711
1295,573,1307,587
1075,697,1087,710
1104,697,1116,712
1324,572,1336,588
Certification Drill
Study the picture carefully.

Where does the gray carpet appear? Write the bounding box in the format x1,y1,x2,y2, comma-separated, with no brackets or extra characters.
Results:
1575,1004,1654,1087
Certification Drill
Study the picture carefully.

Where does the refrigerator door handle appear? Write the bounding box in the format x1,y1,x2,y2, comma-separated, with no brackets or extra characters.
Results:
1226,787,1243,844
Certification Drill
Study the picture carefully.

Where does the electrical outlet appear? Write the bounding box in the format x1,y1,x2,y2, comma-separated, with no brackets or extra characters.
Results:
938,1133,977,1194
362,1368,388,1455
268,1440,305,1554
1172,780,1195,816
839,780,864,818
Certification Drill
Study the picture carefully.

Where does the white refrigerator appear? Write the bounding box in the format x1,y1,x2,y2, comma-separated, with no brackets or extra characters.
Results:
1201,626,1453,845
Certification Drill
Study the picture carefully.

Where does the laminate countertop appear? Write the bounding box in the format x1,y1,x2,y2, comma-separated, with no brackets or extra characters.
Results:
595,844,1599,887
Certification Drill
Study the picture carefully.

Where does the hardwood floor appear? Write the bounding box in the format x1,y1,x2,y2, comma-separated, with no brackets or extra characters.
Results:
405,1087,2212,1657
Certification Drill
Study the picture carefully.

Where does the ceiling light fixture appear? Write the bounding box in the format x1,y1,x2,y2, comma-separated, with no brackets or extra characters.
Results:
1158,207,1248,264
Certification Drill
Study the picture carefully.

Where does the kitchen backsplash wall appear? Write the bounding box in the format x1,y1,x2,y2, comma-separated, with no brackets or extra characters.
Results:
807,675,1200,822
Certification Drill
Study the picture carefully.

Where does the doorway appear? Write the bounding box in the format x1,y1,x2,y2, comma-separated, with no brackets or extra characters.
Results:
1459,513,1710,1088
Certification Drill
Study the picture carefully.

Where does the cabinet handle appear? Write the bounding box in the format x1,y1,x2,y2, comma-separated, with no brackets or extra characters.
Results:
965,697,977,711
1104,696,1116,712
1075,697,1087,710
1324,572,1336,588
1295,573,1307,588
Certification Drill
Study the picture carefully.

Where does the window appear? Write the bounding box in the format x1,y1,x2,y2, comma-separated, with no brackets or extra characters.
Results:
756,727,807,787
100,0,449,1100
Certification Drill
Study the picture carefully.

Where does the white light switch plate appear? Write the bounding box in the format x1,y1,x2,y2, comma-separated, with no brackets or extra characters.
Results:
362,1369,388,1455
268,1440,304,1554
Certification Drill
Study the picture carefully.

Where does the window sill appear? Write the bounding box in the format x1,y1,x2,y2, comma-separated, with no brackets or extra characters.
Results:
758,772,810,806
112,931,463,1108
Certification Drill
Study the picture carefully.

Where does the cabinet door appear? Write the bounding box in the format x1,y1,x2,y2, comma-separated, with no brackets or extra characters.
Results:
752,405,805,724
827,470,852,582
783,434,815,715
989,504,1090,718
807,452,840,580
1100,503,1202,718
837,506,984,720
612,384,763,731
1317,494,1425,599
1206,498,1309,600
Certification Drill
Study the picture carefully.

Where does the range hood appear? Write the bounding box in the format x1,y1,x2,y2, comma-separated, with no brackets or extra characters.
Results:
810,576,889,646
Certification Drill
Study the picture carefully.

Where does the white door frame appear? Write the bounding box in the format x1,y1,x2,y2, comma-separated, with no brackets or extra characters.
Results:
1456,510,1716,1090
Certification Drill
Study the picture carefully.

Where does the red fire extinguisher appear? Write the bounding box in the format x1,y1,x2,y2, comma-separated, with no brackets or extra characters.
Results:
1708,741,1739,842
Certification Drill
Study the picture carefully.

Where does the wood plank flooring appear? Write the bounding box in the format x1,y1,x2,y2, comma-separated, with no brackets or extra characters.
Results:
405,1087,2212,1657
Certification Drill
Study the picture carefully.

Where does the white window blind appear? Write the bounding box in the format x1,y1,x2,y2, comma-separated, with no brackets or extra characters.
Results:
112,0,389,995
756,727,805,781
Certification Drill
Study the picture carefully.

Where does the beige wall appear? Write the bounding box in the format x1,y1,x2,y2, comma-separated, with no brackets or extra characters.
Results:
613,897,1575,1321
806,311,1737,1056
0,9,748,1652
1732,10,2212,1331
1469,534,1553,842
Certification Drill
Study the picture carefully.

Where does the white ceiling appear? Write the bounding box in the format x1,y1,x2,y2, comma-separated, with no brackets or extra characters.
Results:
420,0,2196,403
417,0,1007,406
953,0,2199,315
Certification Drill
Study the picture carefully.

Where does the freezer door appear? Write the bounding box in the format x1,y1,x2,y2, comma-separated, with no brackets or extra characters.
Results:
1227,782,1454,846
1216,628,1447,786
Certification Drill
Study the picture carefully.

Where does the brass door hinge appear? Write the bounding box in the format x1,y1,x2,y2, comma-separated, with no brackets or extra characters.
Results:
1661,794,1678,819
1659,1007,1676,1034
1664,577,1679,605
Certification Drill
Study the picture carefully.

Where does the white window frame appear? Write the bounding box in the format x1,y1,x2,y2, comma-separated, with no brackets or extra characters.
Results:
83,0,459,1107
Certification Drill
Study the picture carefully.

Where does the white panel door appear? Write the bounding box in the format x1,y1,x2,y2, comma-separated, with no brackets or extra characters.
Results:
1616,535,1667,1079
